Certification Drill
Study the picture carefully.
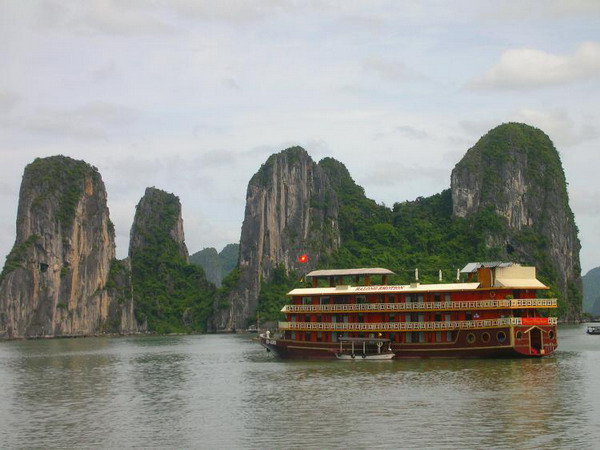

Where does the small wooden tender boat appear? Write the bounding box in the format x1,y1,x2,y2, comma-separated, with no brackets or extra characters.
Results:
334,337,394,360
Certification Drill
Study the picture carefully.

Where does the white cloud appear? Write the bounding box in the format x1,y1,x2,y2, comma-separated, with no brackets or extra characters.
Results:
458,120,498,138
335,13,386,33
365,164,448,188
513,109,598,146
363,56,425,82
221,78,242,91
485,0,600,20
92,61,118,82
39,0,171,35
395,125,429,140
374,125,429,141
0,102,138,140
570,188,600,273
571,189,600,216
0,92,20,115
469,42,600,90
165,0,288,23
456,111,599,152
546,0,600,17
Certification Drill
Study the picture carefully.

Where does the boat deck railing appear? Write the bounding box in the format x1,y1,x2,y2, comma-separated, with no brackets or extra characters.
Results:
279,317,558,332
282,298,557,314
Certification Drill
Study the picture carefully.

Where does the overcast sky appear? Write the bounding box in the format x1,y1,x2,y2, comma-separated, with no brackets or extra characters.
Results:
1,0,599,273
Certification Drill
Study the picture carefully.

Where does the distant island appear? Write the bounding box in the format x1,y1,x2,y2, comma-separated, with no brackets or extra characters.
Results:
189,244,239,287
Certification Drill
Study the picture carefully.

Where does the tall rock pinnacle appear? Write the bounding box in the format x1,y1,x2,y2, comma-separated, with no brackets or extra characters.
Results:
129,187,189,262
129,187,214,333
451,123,582,318
0,156,137,338
212,147,340,330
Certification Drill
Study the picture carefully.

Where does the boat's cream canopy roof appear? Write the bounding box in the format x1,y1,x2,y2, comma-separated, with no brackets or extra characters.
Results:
461,262,548,289
493,264,547,289
288,282,481,296
307,268,395,277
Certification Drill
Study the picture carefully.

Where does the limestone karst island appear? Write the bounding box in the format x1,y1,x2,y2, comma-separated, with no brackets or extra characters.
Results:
0,123,582,350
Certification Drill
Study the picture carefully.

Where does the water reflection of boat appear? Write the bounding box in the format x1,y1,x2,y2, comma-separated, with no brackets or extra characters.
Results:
586,325,600,335
334,337,395,360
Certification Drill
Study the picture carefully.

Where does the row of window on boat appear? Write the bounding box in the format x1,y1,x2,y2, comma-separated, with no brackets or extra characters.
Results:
297,292,522,305
289,312,485,322
285,329,536,344
286,330,456,343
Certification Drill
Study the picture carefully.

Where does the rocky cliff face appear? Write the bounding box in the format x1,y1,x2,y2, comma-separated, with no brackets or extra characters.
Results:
0,156,137,338
212,147,340,330
129,187,214,333
129,187,189,262
451,123,582,318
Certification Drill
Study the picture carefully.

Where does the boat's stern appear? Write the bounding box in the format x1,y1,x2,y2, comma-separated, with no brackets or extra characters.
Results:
512,322,558,357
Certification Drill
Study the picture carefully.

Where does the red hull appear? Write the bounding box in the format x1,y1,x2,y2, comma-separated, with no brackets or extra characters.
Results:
259,326,557,360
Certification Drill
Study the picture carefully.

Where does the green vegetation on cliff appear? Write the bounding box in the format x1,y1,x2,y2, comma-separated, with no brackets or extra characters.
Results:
314,158,497,282
102,259,132,332
212,267,240,311
256,265,298,322
456,122,571,216
219,244,239,275
316,185,503,285
0,234,40,282
254,146,307,187
257,124,581,321
318,157,390,243
130,190,215,334
26,156,101,235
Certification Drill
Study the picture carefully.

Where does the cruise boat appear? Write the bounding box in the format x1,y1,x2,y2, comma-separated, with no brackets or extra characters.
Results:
258,262,558,359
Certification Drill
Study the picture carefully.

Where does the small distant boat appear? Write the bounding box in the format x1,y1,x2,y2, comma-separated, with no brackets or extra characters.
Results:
335,337,394,360
586,325,600,335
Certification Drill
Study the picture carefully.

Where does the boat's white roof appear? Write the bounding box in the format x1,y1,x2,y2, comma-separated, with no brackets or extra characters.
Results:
288,282,481,296
307,268,395,277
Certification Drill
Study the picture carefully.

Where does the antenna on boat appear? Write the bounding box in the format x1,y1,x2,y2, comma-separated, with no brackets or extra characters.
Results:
415,268,419,281
456,268,460,282
439,269,443,281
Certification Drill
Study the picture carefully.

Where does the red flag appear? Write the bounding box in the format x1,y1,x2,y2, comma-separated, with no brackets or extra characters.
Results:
298,254,308,264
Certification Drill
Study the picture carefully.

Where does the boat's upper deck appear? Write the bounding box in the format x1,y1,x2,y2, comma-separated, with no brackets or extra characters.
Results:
292,262,548,297
288,282,482,297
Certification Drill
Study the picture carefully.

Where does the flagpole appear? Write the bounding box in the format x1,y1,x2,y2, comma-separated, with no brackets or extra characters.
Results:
297,253,309,286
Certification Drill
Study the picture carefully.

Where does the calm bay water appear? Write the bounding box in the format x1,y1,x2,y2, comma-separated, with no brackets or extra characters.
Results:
1,325,599,449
